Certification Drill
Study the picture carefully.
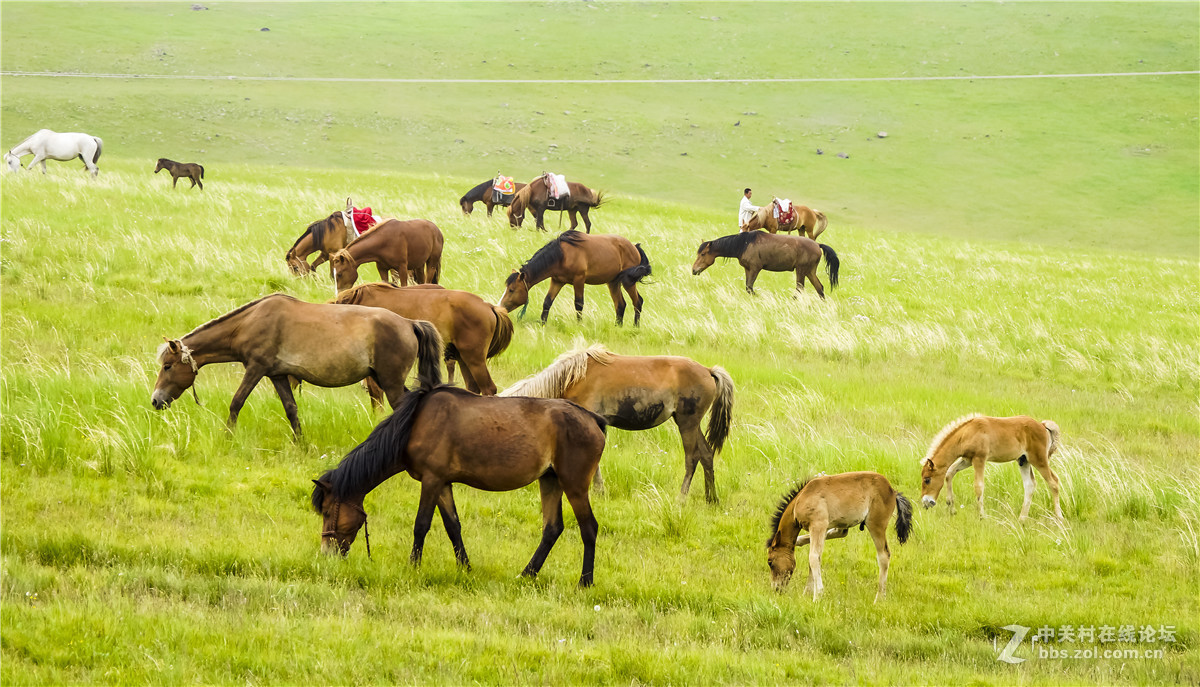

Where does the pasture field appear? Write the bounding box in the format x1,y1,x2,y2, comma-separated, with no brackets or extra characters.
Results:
2,2,1198,686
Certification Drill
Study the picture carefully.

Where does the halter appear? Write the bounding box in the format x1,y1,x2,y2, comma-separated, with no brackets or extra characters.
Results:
175,341,202,406
321,500,371,559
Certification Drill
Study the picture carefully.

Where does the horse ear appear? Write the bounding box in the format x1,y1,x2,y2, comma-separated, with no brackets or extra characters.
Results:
767,531,781,549
163,338,180,352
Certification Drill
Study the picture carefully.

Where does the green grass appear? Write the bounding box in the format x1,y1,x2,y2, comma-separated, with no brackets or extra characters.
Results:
2,3,1199,685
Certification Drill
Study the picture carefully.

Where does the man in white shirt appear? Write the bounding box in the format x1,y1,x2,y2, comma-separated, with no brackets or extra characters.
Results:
738,188,759,230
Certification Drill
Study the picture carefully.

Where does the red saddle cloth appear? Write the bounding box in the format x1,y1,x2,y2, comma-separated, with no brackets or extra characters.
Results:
773,199,797,227
351,207,375,236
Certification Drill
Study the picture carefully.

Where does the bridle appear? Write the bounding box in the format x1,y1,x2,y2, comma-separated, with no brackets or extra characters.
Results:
322,499,371,559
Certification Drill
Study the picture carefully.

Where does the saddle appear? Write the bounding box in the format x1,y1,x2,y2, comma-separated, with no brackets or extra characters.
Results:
492,174,516,205
541,172,571,209
344,197,380,241
772,198,797,227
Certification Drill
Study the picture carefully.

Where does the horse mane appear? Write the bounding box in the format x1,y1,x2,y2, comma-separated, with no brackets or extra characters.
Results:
175,294,298,345
768,478,814,539
509,184,531,216
500,343,615,399
461,179,491,203
331,281,398,305
921,413,983,465
706,231,762,259
508,230,588,283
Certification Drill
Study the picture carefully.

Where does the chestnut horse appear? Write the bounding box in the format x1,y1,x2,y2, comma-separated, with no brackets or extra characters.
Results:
154,158,204,190
151,294,442,436
919,414,1063,521
502,344,734,503
333,283,514,395
311,384,608,586
331,219,444,291
500,230,650,325
286,210,354,276
768,472,912,601
743,200,828,239
460,178,528,217
692,231,839,298
507,177,605,232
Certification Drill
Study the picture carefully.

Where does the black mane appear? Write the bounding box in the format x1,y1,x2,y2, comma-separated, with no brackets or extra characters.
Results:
705,231,762,259
291,212,339,252
768,478,813,539
461,179,491,204
512,230,587,282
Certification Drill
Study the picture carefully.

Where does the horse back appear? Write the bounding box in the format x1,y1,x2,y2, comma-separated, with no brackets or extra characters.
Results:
564,355,715,431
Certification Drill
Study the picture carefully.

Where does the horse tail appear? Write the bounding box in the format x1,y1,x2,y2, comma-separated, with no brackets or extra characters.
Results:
589,189,606,208
894,491,913,544
487,305,515,359
1043,420,1061,458
813,211,828,239
92,137,103,164
199,164,204,179
705,366,735,454
617,244,652,287
819,243,840,289
411,320,444,389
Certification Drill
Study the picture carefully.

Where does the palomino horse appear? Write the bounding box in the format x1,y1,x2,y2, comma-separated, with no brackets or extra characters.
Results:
508,177,605,232
500,230,651,325
5,129,103,176
333,283,514,395
331,219,444,291
743,200,828,240
919,414,1063,521
286,210,354,276
501,344,734,503
154,158,204,190
151,294,442,436
692,231,840,298
460,178,528,217
311,384,608,586
767,472,913,601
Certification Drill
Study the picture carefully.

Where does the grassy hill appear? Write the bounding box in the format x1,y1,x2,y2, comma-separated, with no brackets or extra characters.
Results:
1,3,1198,685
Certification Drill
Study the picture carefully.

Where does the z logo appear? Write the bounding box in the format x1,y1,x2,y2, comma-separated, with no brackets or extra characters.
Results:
996,624,1030,664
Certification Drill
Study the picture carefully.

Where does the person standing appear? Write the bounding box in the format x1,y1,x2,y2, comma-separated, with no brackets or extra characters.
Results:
738,188,759,230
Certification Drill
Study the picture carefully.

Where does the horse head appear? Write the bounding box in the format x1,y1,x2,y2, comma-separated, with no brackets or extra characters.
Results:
151,338,199,410
154,159,168,173
311,478,367,557
500,269,531,312
4,152,20,173
330,250,359,293
765,531,797,592
919,457,946,508
692,241,718,275
285,247,311,276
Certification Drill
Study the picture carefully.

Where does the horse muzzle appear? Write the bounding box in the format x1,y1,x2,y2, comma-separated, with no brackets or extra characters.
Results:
151,390,173,410
921,495,937,509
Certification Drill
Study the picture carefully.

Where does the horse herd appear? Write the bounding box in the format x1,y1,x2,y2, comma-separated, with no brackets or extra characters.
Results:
5,142,1066,596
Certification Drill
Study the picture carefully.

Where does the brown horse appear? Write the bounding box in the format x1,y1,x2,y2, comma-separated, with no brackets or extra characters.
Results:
500,230,651,325
507,177,605,232
331,219,444,291
154,158,204,190
285,210,357,276
151,294,442,436
692,231,840,297
767,472,913,601
501,344,734,503
333,283,514,395
743,199,828,239
311,384,608,586
460,178,528,217
919,414,1063,521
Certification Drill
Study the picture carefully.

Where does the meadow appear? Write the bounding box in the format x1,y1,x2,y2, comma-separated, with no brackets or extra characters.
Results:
2,2,1198,685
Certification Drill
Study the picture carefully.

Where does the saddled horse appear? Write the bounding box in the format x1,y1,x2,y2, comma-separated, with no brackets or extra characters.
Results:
768,472,913,601
508,176,605,232
286,210,355,276
460,178,528,217
743,199,828,240
311,384,608,586
501,344,734,503
500,230,650,325
151,293,442,436
333,283,514,395
331,219,444,291
919,414,1063,521
692,231,840,298
5,129,103,176
154,158,204,190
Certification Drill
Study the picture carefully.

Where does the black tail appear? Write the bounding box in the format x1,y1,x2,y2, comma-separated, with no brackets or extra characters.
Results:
199,165,204,179
894,492,913,544
411,320,444,389
819,243,839,289
618,244,652,287
92,138,102,164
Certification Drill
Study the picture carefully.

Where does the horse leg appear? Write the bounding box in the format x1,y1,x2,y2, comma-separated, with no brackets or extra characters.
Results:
806,519,829,600
580,207,592,234
623,282,645,326
744,267,762,295
541,281,565,324
943,457,971,513
269,375,303,438
226,368,266,431
607,282,627,326
172,175,179,188
521,472,565,579
678,419,717,504
535,207,547,232
572,279,586,321
436,485,470,569
410,479,443,566
459,350,496,395
1032,459,1064,521
364,376,388,412
869,520,891,602
806,267,826,300
445,357,457,386
1018,459,1036,521
973,458,988,517
28,155,46,173
563,484,599,588
568,208,579,231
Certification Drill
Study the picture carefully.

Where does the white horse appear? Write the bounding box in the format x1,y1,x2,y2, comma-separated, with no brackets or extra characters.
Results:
4,129,103,177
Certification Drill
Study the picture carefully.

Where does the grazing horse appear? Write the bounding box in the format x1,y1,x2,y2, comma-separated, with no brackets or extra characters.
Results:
460,178,528,217
500,230,651,325
150,294,442,436
285,210,356,276
692,231,840,298
311,384,608,587
4,129,103,176
767,472,913,601
508,178,606,233
154,158,204,190
743,200,828,240
333,283,514,395
919,414,1063,521
331,219,444,291
501,344,734,503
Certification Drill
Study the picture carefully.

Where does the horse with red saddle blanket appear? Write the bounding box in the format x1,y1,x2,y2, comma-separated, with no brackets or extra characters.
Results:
743,197,828,240
286,198,383,276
